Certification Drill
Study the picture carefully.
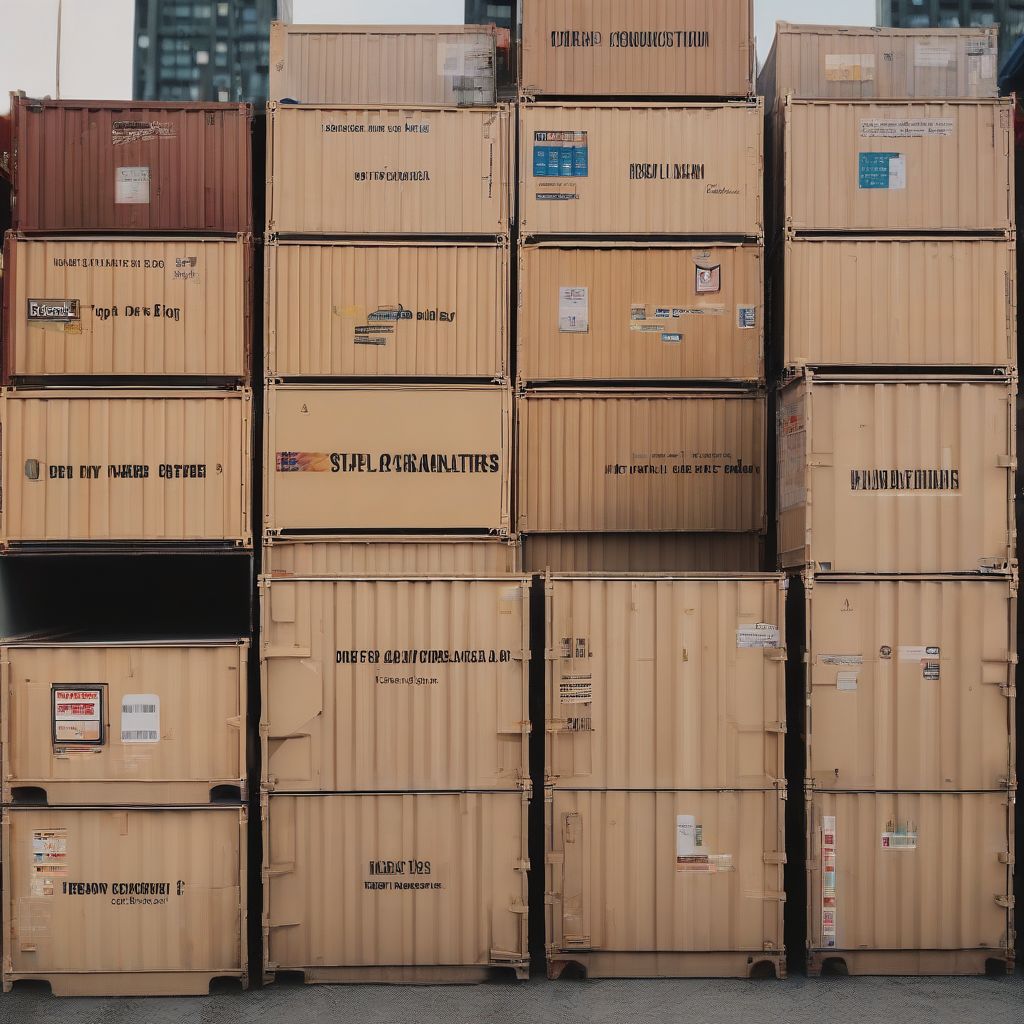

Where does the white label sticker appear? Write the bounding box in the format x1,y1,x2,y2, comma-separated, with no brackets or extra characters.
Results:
861,119,955,138
888,155,907,189
558,286,589,333
115,166,150,204
821,815,837,946
737,305,757,330
53,686,103,743
31,828,68,895
836,671,858,691
559,677,593,704
676,815,732,873
898,645,940,661
915,43,956,68
825,53,876,81
820,654,863,666
676,814,698,856
737,623,780,649
121,694,160,743
881,827,918,850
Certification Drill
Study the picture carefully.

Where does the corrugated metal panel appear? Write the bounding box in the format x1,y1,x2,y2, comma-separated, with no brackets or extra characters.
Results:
546,576,786,790
518,389,765,534
263,536,522,576
518,243,763,384
519,103,763,238
783,237,1015,370
546,789,786,979
0,389,252,548
523,533,763,573
261,578,530,793
784,98,1014,233
521,0,755,99
266,241,507,380
9,97,252,234
806,577,1015,792
807,791,1013,974
2,806,247,996
1,642,248,805
4,235,252,381
759,24,999,103
267,105,511,237
269,23,497,105
778,376,1016,574
265,384,511,535
263,792,529,982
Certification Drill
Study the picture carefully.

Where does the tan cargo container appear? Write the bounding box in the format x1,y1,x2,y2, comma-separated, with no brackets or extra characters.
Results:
0,389,252,548
546,575,786,790
269,23,497,106
266,241,508,380
518,243,763,383
261,577,529,793
1,642,247,805
2,806,247,996
546,788,786,978
263,792,529,983
806,577,1015,792
518,389,765,534
783,98,1014,234
523,532,763,572
3,234,251,381
783,237,1016,370
759,23,999,103
519,103,763,239
521,0,755,99
265,384,511,535
267,104,511,237
778,375,1016,574
807,791,1013,975
263,535,522,576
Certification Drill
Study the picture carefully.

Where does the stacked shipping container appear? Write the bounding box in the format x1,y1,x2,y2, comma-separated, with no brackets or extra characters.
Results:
260,24,528,984
518,0,767,573
519,0,786,979
0,96,254,994
761,23,1016,975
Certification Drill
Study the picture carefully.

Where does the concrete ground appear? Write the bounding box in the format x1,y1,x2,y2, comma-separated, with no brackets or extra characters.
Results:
2,975,1024,1024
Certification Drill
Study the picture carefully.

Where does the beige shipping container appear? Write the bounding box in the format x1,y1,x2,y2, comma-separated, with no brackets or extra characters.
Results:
0,389,252,548
265,384,511,535
518,389,765,535
759,23,999,103
521,0,755,99
2,806,247,996
263,535,521,576
778,375,1016,574
269,23,497,106
3,235,252,381
523,532,763,573
518,243,763,384
806,577,1015,792
519,103,763,238
267,104,511,237
261,577,529,793
546,789,786,978
1,642,247,805
546,575,786,790
264,792,529,983
783,237,1016,370
807,791,1013,975
783,98,1014,234
266,241,508,380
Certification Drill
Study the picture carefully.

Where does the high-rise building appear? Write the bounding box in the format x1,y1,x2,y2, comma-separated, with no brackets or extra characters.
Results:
464,0,513,30
877,0,1024,58
134,0,284,104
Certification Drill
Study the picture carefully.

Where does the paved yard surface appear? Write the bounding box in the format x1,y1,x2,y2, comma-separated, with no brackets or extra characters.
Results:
3,975,1023,1024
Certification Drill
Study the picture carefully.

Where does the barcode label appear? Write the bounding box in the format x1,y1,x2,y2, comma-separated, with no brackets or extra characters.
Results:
121,693,160,744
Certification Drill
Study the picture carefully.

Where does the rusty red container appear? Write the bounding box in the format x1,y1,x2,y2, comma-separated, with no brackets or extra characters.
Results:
5,97,252,234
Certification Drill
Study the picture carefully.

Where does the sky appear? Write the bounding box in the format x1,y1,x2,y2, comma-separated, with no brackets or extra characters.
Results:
0,0,876,113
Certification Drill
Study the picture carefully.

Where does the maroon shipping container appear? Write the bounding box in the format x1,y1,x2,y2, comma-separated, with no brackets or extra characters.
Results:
4,96,252,233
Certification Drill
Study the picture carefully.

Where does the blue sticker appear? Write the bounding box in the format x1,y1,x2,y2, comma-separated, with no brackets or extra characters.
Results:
859,152,900,189
533,130,588,178
661,333,682,343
